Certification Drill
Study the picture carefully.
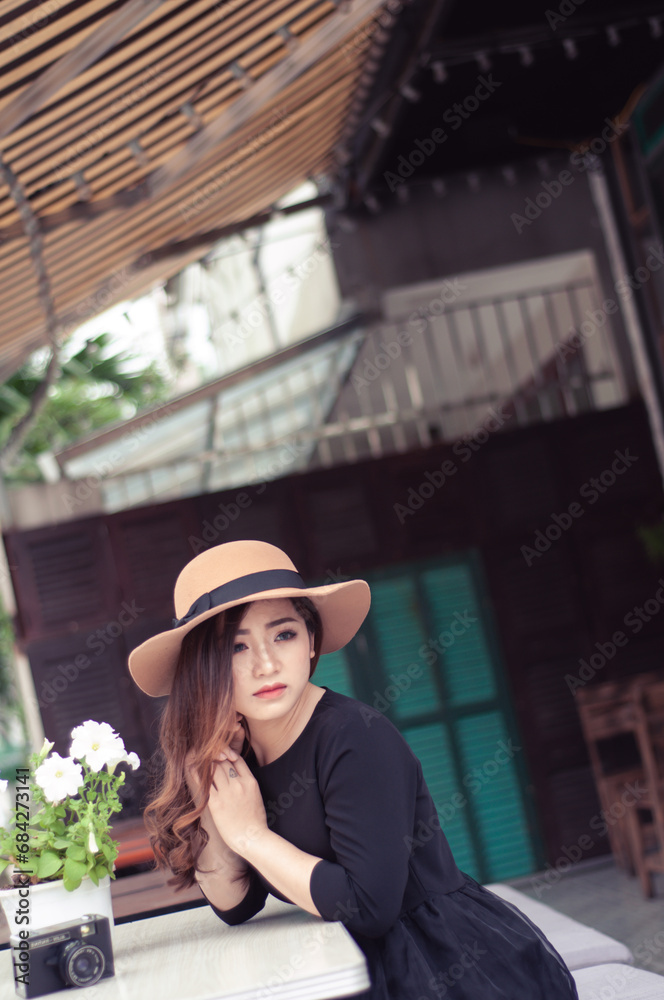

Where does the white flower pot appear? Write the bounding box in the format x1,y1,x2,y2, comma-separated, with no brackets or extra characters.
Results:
0,874,114,936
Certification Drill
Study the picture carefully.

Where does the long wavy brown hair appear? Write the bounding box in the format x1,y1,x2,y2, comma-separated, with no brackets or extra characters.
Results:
144,596,323,890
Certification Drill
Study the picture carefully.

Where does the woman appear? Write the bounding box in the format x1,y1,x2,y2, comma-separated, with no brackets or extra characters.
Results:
129,540,579,1000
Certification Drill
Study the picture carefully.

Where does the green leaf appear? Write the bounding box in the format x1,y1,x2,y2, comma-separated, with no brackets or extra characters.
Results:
94,863,108,880
63,874,81,892
37,851,63,879
87,868,99,886
100,842,116,863
51,838,71,849
63,856,87,883
65,844,86,862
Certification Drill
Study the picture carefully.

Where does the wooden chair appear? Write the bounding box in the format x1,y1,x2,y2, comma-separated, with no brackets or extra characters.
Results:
622,678,664,896
575,677,654,874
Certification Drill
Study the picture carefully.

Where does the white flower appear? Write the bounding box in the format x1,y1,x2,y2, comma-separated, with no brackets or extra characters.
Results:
88,829,99,854
34,754,84,803
70,721,125,772
40,738,55,757
106,749,141,775
0,779,8,794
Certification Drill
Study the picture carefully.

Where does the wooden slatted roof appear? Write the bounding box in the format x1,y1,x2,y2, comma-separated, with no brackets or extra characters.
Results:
0,0,392,376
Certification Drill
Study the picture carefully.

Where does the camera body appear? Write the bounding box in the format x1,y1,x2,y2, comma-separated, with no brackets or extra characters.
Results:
9,913,115,998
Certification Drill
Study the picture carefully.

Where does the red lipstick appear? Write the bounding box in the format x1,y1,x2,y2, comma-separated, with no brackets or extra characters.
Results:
254,684,287,699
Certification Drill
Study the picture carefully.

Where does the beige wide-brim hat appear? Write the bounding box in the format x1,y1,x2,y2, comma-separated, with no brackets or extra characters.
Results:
128,540,371,697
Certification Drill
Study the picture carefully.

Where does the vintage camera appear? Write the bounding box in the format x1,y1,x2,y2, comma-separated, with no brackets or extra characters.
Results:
9,913,115,998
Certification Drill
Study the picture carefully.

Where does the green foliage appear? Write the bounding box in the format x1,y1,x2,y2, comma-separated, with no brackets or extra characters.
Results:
637,519,664,565
0,333,170,483
0,741,127,891
0,602,24,745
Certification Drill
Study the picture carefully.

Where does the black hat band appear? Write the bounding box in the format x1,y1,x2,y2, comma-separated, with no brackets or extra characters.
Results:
172,569,305,628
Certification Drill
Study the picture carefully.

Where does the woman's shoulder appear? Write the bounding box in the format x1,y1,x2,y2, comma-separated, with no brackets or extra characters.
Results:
316,687,416,754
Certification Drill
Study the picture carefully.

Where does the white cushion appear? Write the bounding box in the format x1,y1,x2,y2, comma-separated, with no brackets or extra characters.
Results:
484,883,634,970
574,964,664,999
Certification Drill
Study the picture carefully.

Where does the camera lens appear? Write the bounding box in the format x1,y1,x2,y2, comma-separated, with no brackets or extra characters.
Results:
59,941,105,987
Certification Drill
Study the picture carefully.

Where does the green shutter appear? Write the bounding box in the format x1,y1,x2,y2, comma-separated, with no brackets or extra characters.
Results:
401,722,478,874
314,648,355,698
313,552,542,882
370,578,441,719
421,565,497,707
456,711,535,880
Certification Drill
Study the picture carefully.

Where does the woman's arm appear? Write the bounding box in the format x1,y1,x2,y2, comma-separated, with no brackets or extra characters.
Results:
195,802,252,911
235,826,321,916
185,731,266,917
205,756,322,916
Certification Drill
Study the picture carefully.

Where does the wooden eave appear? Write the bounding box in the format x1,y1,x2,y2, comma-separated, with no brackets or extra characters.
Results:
0,0,393,373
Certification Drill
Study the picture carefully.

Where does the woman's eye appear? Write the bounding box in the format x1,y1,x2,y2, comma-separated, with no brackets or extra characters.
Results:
233,641,247,654
276,629,296,641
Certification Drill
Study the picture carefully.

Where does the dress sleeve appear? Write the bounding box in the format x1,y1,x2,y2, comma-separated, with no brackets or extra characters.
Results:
203,867,268,925
309,707,418,938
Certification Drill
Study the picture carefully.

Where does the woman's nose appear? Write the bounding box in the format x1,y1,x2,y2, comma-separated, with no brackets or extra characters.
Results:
252,644,278,673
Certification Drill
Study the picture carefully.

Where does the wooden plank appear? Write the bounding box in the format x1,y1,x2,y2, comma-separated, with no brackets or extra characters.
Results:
0,110,344,325
0,47,369,355
4,82,347,268
0,68,352,284
138,0,385,201
0,0,167,139
2,0,382,226
0,37,358,237
23,40,354,216
7,0,310,175
0,0,274,135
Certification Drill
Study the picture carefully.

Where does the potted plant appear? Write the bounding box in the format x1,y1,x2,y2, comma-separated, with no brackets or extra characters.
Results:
0,720,140,932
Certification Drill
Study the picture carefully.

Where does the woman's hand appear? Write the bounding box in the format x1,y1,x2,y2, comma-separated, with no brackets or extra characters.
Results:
227,714,247,757
184,714,246,808
207,755,268,857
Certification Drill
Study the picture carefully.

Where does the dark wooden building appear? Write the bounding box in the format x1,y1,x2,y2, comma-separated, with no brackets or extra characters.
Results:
6,398,664,883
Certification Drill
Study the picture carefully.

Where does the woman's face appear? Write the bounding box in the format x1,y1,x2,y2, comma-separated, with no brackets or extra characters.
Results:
221,598,315,722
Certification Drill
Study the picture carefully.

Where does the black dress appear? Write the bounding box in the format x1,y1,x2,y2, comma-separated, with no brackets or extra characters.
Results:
207,687,579,1000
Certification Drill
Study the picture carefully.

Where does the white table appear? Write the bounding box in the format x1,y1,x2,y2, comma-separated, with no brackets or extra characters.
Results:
574,964,664,999
0,899,370,1000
